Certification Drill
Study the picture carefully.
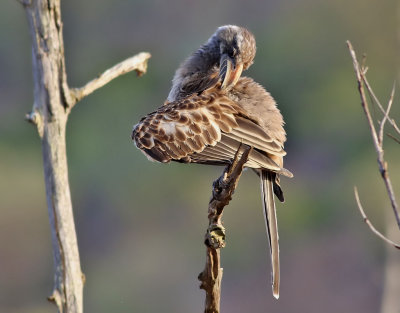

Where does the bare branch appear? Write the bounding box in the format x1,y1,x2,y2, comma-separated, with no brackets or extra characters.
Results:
23,0,150,311
379,84,395,144
354,187,400,249
347,40,400,234
363,76,400,136
387,133,400,144
198,145,252,313
347,41,382,153
70,52,151,107
24,1,85,311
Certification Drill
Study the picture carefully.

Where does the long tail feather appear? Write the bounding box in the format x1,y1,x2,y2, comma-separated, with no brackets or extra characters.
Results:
260,170,280,299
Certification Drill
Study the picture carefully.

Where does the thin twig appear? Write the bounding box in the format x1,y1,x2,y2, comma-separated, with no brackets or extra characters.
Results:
70,52,151,107
363,76,400,136
198,144,252,313
387,133,400,144
378,84,395,144
354,187,400,249
347,41,382,154
347,40,400,233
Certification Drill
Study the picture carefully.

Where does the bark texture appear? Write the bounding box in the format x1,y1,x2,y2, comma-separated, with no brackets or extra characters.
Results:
198,145,252,313
25,1,83,312
22,1,150,312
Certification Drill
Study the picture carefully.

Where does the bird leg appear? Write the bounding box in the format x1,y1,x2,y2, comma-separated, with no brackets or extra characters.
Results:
198,144,252,313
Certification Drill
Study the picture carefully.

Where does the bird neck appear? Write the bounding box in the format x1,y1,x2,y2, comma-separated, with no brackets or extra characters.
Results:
167,39,220,102
189,39,220,73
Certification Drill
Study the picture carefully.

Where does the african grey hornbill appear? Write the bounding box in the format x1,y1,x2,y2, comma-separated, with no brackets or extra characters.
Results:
132,25,292,299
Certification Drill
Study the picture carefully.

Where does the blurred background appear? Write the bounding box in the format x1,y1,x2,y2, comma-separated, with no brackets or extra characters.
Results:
1,0,400,312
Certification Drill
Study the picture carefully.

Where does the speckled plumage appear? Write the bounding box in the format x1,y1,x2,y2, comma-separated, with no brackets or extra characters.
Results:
133,78,290,176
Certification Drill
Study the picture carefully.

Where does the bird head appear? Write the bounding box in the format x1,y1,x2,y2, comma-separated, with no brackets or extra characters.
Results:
212,25,256,90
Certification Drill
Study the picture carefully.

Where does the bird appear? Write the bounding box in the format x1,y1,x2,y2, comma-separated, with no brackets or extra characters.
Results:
132,25,292,299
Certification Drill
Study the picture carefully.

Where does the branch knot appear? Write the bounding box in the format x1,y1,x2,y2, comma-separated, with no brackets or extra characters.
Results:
199,144,252,313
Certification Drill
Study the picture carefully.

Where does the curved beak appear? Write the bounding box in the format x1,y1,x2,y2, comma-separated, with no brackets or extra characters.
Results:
219,54,243,90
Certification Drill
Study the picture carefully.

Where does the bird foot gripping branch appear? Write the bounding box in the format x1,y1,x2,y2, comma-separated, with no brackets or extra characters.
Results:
205,144,252,250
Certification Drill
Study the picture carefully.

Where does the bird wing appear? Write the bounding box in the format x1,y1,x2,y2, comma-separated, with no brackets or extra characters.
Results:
132,88,292,177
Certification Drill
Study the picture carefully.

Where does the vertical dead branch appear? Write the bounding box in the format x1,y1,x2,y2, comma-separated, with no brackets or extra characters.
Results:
198,145,252,313
346,40,400,249
24,2,83,311
381,8,400,311
20,0,150,312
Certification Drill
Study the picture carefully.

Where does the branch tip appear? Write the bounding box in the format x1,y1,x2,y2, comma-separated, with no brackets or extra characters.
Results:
47,289,63,311
354,187,400,249
378,83,395,144
25,111,38,124
387,133,400,144
70,52,151,108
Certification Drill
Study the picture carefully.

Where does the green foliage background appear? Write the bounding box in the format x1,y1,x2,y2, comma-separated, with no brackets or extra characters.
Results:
1,0,399,312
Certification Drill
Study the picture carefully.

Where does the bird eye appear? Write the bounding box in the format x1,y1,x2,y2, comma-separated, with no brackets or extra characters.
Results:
228,47,237,58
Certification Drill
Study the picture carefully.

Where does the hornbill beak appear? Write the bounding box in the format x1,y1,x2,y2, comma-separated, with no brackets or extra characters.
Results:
219,54,243,90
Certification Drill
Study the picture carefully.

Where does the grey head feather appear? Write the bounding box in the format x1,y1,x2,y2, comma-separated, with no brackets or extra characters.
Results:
167,25,256,102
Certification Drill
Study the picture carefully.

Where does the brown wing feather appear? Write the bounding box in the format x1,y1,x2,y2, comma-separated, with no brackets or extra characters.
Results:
178,71,220,99
132,86,291,176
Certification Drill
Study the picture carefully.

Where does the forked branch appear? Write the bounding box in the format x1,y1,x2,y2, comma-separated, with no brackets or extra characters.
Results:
21,0,150,312
347,40,400,249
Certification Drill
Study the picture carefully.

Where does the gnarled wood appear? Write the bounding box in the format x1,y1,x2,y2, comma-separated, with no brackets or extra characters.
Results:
198,145,252,313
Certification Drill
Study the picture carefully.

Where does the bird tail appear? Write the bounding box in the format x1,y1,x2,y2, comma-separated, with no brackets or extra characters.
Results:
260,170,280,299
